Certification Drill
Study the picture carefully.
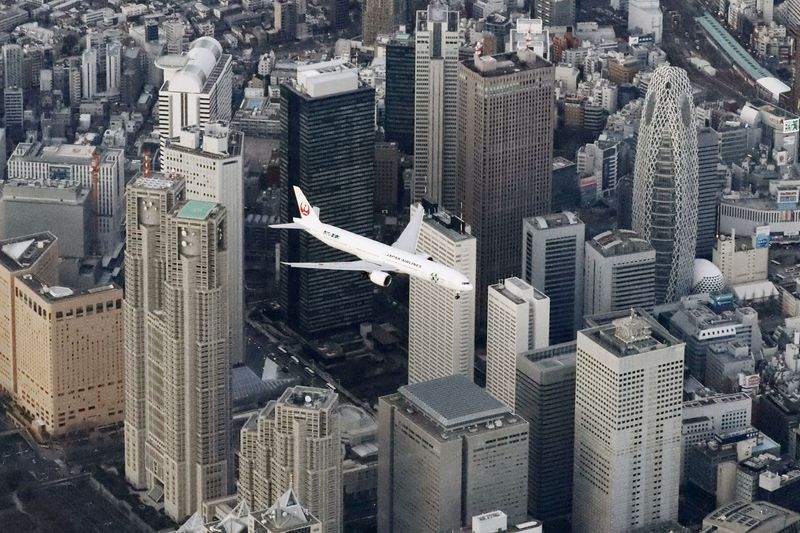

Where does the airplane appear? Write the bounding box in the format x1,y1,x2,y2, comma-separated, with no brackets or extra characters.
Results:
271,187,474,299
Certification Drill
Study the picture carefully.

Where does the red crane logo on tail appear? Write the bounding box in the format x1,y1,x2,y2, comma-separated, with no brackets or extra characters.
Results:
299,202,311,216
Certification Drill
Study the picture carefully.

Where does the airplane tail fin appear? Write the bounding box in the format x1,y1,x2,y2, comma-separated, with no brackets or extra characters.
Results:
293,186,320,223
392,203,424,253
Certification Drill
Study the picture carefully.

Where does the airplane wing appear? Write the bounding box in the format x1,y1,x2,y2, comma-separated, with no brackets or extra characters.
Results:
283,260,399,272
392,204,424,253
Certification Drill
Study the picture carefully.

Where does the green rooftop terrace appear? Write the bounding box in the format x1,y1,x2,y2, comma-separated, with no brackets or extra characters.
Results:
177,200,217,220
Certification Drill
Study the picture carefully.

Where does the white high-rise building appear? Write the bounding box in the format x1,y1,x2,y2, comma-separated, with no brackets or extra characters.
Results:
161,122,245,364
584,229,656,315
572,310,684,533
164,19,185,55
238,386,342,533
407,205,476,384
155,37,233,147
628,0,663,43
7,143,125,255
2,44,23,89
486,277,550,409
413,0,461,210
124,174,231,522
81,46,97,100
105,41,121,95
632,65,698,304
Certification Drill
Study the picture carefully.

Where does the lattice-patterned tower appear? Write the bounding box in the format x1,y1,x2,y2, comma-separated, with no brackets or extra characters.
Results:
632,65,698,304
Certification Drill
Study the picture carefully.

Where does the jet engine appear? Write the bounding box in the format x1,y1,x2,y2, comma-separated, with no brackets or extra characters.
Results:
369,271,392,287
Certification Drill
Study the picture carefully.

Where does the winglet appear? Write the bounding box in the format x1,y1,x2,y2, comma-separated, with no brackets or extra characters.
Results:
392,204,424,253
293,186,319,222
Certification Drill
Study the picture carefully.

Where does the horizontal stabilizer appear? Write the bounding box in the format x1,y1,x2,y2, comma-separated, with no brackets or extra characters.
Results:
270,223,304,229
283,260,397,272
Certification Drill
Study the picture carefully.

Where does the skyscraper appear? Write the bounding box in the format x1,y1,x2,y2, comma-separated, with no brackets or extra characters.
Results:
68,56,82,107
238,386,342,533
486,277,550,409
534,0,576,27
3,87,22,130
377,375,529,532
362,0,394,45
408,203,476,384
572,310,683,533
124,174,231,522
2,44,23,89
279,61,374,335
522,212,584,345
384,32,415,154
161,122,245,365
105,41,121,95
156,37,233,146
81,46,97,100
632,65,699,304
584,229,656,315
516,342,576,521
413,1,460,208
696,127,722,259
459,50,555,329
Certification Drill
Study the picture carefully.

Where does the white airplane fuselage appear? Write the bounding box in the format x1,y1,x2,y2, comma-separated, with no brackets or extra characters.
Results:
295,217,473,293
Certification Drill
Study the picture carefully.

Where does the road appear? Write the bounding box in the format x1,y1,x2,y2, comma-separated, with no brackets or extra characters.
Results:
245,307,377,413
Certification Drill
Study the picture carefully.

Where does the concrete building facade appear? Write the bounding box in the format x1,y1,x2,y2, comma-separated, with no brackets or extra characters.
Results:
0,233,123,437
584,229,656,315
161,122,245,364
156,37,233,147
7,143,125,256
0,180,90,258
238,386,342,533
713,231,769,285
14,273,123,436
516,342,576,520
413,1,461,209
0,233,59,396
573,311,684,533
408,204,476,384
378,375,529,533
486,277,550,409
522,212,584,345
459,50,555,329
124,174,231,521
362,0,394,45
